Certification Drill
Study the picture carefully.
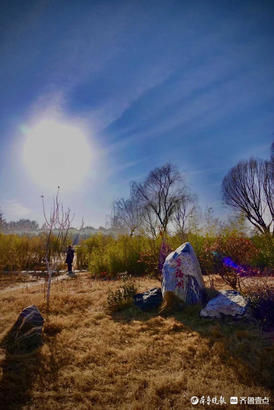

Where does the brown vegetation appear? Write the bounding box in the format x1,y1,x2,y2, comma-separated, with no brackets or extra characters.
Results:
0,274,273,409
0,272,35,291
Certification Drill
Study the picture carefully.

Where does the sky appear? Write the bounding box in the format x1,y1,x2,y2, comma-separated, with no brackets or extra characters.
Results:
0,0,273,228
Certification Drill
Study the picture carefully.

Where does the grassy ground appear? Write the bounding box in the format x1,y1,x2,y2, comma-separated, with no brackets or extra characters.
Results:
0,274,273,409
0,272,33,290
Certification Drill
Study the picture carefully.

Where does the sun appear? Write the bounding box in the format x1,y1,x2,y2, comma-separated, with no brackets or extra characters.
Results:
22,118,92,192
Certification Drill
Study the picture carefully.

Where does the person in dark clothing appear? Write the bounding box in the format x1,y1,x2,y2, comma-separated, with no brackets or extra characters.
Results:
65,245,74,273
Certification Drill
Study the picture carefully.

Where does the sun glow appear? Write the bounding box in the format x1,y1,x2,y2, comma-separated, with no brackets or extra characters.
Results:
22,118,92,192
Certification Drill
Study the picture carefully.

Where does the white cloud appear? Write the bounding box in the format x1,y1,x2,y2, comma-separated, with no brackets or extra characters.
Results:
0,200,31,221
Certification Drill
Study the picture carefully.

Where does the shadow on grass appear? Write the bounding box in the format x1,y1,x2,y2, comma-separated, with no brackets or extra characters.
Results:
111,300,274,392
0,320,62,410
0,329,42,410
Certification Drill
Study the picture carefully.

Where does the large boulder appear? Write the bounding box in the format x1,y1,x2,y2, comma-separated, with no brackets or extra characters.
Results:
200,290,248,319
6,305,44,354
162,242,205,304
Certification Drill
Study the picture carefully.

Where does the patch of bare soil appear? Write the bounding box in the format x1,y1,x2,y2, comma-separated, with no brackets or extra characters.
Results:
0,271,86,294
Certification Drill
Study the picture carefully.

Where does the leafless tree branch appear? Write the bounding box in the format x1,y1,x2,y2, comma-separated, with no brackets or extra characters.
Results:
131,163,191,235
41,187,72,311
222,149,273,236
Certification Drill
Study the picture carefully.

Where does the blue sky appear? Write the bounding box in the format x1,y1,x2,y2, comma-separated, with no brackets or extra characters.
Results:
0,0,273,227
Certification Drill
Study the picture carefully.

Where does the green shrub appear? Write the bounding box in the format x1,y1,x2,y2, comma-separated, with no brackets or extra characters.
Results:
250,234,274,269
88,235,150,278
76,234,114,270
185,233,217,275
0,233,70,271
0,234,45,271
77,231,273,280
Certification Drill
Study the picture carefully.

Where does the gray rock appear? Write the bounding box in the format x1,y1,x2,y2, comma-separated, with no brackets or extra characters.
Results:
200,290,248,319
162,242,205,304
134,288,163,311
6,305,44,354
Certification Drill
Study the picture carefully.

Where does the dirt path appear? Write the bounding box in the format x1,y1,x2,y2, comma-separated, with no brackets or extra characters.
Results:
0,271,88,295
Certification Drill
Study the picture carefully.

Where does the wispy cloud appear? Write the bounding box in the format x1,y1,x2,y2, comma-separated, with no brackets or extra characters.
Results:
110,158,149,176
182,166,228,177
0,200,31,221
105,60,274,154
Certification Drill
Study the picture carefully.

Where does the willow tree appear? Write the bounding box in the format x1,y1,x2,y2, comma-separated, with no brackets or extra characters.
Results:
172,192,198,238
132,163,190,236
222,150,273,236
111,185,143,237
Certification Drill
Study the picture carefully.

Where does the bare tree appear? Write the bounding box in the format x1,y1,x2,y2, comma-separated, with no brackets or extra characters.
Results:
172,192,197,237
263,145,274,224
222,153,273,236
203,207,223,236
141,205,159,239
0,211,6,232
132,163,188,235
41,187,73,311
111,190,143,237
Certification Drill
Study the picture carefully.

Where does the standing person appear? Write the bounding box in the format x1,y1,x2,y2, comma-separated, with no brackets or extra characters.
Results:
65,245,74,274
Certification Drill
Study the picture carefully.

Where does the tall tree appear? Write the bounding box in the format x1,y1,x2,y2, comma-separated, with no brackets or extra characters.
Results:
111,185,143,236
263,142,274,223
172,192,197,237
222,148,273,236
0,211,5,232
132,163,189,235
141,205,159,238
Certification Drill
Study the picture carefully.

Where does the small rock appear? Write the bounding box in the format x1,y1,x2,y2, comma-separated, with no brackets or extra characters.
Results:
200,290,248,319
134,288,163,311
6,305,44,354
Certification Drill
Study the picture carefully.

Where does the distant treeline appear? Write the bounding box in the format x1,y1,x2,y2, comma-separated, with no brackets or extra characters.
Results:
0,219,39,233
0,217,124,244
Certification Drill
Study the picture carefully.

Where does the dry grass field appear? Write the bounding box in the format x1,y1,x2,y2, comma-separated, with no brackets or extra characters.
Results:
0,272,34,291
0,273,273,409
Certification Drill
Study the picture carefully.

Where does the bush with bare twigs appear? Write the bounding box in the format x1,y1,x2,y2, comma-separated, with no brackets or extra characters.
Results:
106,273,137,312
